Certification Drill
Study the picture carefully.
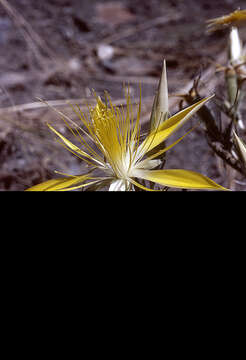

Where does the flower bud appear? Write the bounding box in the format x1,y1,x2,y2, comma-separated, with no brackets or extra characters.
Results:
150,59,169,131
228,26,243,65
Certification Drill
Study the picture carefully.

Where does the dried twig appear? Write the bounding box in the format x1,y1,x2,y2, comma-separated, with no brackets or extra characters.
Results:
102,13,182,45
0,0,55,64
0,95,154,115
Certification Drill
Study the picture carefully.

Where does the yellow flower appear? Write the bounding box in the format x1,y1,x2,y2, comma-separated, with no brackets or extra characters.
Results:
26,87,227,191
206,9,246,32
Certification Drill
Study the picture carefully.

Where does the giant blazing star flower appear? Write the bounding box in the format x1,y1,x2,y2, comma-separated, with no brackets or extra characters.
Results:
27,90,226,191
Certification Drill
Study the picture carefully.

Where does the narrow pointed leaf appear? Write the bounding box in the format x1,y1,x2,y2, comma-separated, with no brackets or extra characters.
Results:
234,131,246,166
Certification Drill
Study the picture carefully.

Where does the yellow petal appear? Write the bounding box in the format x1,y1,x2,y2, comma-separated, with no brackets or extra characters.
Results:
47,123,102,165
133,169,227,190
206,10,246,32
48,124,85,154
26,175,91,191
141,95,214,154
141,126,195,164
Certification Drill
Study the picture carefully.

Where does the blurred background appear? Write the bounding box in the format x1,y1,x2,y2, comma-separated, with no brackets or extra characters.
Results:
0,0,246,190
